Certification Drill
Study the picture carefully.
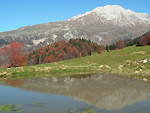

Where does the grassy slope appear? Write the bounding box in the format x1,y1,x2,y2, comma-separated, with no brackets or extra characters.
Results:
0,46,150,81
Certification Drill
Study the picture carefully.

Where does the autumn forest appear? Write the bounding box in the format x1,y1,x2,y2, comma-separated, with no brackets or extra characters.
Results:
0,31,150,68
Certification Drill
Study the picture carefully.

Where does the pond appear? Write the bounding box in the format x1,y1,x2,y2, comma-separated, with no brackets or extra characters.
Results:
0,74,150,113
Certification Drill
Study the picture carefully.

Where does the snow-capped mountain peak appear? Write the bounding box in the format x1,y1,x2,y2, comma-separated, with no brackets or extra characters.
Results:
93,5,129,19
68,5,150,26
93,5,125,14
1,5,150,51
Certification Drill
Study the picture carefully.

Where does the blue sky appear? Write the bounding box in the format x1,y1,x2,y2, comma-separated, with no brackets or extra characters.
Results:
0,0,149,32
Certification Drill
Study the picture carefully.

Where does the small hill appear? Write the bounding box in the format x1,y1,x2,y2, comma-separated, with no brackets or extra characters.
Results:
26,38,103,65
106,31,150,50
0,45,150,82
138,31,150,46
0,39,9,47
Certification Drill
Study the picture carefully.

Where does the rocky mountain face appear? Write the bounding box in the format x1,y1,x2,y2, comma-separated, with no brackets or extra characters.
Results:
0,5,150,51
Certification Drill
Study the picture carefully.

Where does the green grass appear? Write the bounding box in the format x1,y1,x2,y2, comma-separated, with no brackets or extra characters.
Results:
0,46,150,81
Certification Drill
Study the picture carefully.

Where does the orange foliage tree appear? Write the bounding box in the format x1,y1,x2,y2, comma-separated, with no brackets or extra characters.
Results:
0,42,27,68
116,40,125,49
26,38,103,65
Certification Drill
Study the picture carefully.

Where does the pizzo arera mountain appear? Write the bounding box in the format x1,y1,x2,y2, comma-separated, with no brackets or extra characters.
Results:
0,5,150,52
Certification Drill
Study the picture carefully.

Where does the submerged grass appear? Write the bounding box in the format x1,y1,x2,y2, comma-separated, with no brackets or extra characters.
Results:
31,102,45,107
0,102,45,112
0,46,150,81
0,104,21,112
65,106,96,113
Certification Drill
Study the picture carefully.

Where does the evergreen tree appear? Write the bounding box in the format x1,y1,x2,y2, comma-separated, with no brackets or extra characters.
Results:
109,45,113,50
63,47,67,53
112,44,116,50
36,55,39,64
46,48,49,52
93,44,97,51
88,51,92,55
69,39,73,44
73,40,77,46
77,42,81,48
88,40,91,45
48,52,51,56
106,45,109,52
55,44,58,48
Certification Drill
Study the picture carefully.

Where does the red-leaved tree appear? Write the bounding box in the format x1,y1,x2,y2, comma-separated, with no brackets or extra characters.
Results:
0,42,27,68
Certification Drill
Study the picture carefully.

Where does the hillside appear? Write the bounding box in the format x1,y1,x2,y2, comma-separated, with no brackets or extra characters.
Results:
0,5,150,51
106,31,150,50
0,45,150,82
0,39,9,47
0,38,102,68
26,38,103,65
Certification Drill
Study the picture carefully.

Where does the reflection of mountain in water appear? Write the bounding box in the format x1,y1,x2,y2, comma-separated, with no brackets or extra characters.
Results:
1,74,150,110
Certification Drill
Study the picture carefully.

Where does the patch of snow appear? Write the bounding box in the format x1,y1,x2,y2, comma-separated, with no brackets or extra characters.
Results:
68,14,84,21
52,34,57,40
64,26,69,30
93,5,125,20
33,38,47,46
26,44,32,47
92,5,150,22
47,42,50,45
95,35,102,42
63,32,75,40
100,31,115,35
68,11,92,21
68,5,150,26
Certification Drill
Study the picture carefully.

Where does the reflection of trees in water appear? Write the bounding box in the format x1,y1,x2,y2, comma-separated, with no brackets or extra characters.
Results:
2,74,150,110
6,80,24,87
70,74,92,79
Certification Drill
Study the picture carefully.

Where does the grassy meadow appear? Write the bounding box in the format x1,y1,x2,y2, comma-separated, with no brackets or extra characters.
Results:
0,45,150,81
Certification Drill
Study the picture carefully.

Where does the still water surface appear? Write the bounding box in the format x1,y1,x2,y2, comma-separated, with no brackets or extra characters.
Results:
0,74,150,113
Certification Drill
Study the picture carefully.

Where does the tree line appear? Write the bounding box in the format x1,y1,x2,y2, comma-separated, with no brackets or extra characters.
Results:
105,31,150,51
0,31,150,68
26,38,103,65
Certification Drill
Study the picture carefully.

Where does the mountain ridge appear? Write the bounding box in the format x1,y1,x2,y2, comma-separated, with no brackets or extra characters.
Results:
0,5,150,51
68,5,150,26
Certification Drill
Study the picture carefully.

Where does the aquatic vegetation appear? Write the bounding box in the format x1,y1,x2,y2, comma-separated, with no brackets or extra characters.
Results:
65,106,96,113
32,102,45,107
0,102,45,112
0,104,21,112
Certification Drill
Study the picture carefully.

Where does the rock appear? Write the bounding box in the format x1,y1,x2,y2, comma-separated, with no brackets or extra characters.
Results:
61,67,66,69
143,78,148,82
99,65,104,68
105,65,111,69
143,59,148,63
126,60,131,63
52,77,58,82
118,65,124,71
134,71,139,74
131,51,146,55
